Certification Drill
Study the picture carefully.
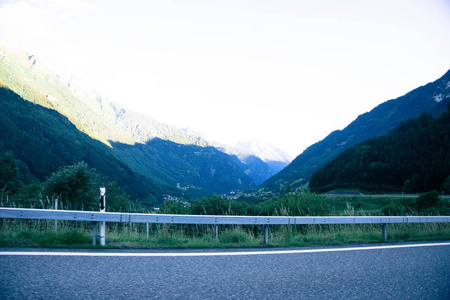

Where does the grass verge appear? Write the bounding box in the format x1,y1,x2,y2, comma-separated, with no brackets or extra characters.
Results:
1,220,449,249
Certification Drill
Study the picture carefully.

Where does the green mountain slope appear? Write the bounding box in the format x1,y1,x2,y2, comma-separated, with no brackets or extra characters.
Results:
309,105,450,193
0,87,170,202
0,43,209,147
111,139,254,195
262,69,450,192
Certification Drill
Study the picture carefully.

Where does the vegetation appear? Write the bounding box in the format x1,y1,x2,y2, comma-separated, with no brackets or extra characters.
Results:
1,179,449,248
310,106,450,194
2,220,448,249
0,152,22,195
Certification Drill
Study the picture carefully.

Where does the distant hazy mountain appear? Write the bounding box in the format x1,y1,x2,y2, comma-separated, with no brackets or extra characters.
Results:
234,141,293,164
214,141,292,185
262,69,450,192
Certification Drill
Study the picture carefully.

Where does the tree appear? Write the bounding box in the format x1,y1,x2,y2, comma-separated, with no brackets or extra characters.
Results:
404,173,422,193
43,161,132,211
104,181,131,212
43,162,98,210
440,175,450,195
0,152,22,195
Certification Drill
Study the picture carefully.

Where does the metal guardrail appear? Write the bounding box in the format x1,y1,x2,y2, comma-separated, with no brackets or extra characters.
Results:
1,208,449,246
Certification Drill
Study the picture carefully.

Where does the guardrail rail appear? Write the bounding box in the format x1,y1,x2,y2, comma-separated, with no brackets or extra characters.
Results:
1,207,449,246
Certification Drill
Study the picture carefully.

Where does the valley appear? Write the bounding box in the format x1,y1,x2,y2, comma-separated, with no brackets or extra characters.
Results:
0,43,449,210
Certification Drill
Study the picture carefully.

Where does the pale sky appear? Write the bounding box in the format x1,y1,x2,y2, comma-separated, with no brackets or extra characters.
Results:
1,0,450,157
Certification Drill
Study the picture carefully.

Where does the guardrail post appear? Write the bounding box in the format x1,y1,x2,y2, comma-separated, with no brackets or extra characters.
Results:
92,222,97,246
382,223,387,242
264,225,269,245
216,225,219,241
99,188,106,246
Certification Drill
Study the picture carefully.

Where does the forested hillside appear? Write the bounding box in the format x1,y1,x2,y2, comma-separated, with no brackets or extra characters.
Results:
110,139,255,196
0,85,255,202
309,105,450,193
0,86,170,203
262,69,450,192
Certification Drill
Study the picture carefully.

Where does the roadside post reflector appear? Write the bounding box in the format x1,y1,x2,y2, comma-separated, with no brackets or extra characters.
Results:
99,188,106,246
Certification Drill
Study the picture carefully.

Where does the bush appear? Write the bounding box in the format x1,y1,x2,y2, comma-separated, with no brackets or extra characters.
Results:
254,193,330,216
415,191,440,211
189,195,250,215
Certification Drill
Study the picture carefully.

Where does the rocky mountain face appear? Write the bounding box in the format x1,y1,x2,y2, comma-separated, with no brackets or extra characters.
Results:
262,69,450,192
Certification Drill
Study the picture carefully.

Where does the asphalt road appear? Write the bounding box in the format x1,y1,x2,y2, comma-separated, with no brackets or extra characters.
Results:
1,242,449,300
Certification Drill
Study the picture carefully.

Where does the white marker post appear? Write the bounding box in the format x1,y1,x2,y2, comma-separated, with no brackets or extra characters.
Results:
99,188,106,246
54,198,58,232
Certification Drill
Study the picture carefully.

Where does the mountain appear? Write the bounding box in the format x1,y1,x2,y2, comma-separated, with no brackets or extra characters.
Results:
0,86,169,203
0,43,210,148
214,141,292,185
0,44,255,200
262,69,450,192
110,138,255,196
0,44,294,191
309,106,450,193
233,141,293,164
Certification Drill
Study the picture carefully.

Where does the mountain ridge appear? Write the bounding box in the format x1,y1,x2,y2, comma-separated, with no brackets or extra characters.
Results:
262,69,450,192
309,105,450,193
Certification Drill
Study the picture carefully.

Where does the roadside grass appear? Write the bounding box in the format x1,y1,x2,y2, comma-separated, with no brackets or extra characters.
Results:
1,194,449,248
1,219,449,249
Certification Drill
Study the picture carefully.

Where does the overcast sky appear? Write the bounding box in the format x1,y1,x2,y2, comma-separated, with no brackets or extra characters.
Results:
1,0,450,157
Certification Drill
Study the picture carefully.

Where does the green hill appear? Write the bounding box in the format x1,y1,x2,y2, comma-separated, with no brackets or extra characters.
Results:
309,105,450,193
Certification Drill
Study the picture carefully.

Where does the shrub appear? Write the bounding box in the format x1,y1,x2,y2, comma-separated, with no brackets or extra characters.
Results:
415,191,440,211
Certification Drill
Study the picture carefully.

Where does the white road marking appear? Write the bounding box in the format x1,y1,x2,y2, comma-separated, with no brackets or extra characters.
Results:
1,242,449,257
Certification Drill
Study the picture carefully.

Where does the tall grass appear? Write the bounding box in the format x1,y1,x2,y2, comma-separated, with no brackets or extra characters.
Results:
1,218,449,248
1,193,449,248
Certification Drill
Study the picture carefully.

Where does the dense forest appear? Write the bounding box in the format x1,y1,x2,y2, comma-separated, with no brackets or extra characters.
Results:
309,105,450,194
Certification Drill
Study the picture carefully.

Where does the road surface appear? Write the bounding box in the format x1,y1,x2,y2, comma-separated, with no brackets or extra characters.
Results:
1,241,449,299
